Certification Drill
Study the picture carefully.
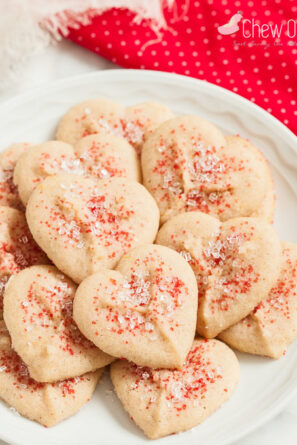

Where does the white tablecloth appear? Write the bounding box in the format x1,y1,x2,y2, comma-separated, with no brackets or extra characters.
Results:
1,39,297,445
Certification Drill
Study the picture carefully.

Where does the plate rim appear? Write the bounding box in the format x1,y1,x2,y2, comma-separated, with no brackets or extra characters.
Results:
0,68,297,445
1,69,297,146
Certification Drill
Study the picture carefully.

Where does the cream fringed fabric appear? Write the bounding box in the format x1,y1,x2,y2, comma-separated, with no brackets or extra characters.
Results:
0,0,173,87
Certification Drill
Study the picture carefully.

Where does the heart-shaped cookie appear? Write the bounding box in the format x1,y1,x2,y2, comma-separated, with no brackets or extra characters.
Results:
4,265,113,382
157,211,281,338
56,98,174,153
26,174,160,283
14,134,141,205
0,206,48,319
73,244,198,368
225,135,275,223
0,321,102,427
219,242,297,358
0,143,30,210
141,116,274,223
110,338,240,439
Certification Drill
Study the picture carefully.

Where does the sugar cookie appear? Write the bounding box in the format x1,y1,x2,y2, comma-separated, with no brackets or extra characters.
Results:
0,143,30,210
73,244,197,369
142,116,274,223
219,242,297,358
14,135,140,205
124,102,174,152
0,206,48,319
56,98,173,153
110,338,239,439
4,265,113,382
225,135,275,223
0,321,102,427
26,174,160,283
157,211,281,337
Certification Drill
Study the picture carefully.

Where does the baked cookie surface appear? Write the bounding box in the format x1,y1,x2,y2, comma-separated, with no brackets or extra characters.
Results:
142,116,274,223
14,135,140,206
219,242,297,358
4,265,113,382
124,102,174,153
225,135,275,223
0,143,30,210
157,211,281,337
73,244,198,369
110,338,240,439
26,174,160,283
0,206,48,319
56,98,173,154
0,321,102,427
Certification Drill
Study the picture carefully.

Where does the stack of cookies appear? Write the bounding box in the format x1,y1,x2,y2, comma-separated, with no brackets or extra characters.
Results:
0,98,295,439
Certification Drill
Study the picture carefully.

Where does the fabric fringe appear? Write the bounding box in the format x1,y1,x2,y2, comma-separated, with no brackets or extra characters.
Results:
0,0,175,88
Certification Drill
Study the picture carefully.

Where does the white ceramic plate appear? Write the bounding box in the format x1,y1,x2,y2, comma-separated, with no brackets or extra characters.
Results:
1,70,297,445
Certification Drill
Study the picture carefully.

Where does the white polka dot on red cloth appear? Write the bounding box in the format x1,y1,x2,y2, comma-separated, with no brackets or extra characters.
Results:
67,0,297,133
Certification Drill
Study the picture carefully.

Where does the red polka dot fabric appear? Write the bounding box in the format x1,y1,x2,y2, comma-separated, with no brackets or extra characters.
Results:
67,0,297,134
